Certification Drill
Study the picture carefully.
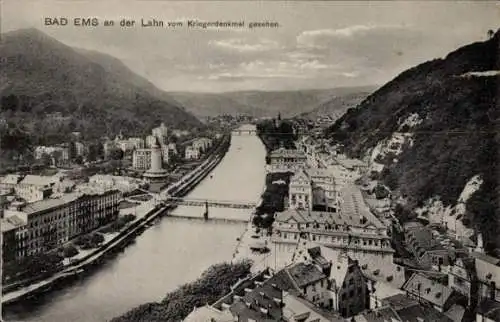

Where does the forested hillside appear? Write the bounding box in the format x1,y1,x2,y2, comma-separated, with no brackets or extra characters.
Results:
325,31,500,252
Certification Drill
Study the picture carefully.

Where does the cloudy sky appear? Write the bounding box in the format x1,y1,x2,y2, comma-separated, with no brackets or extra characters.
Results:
2,1,499,92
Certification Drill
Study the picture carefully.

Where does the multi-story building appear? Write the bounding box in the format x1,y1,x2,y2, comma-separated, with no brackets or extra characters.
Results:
1,214,27,263
192,137,212,152
2,189,121,261
268,147,307,173
185,146,200,160
74,142,86,156
132,149,152,170
471,252,500,303
274,184,393,261
288,168,312,210
87,175,146,194
185,267,344,322
288,167,338,212
306,246,368,317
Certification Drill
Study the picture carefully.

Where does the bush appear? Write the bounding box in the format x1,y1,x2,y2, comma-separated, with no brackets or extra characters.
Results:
63,244,79,258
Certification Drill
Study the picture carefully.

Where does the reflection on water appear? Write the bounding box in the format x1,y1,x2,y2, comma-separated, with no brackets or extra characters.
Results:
3,125,266,322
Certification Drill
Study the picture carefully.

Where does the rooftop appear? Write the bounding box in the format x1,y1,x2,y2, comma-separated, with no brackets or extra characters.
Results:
287,262,326,288
402,273,453,308
269,147,307,159
20,174,60,187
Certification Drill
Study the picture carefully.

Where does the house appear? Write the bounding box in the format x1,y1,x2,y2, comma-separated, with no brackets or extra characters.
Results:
185,268,342,322
447,256,476,305
476,298,500,322
288,168,312,210
470,252,500,302
402,273,464,312
353,293,454,322
306,246,368,317
185,146,200,160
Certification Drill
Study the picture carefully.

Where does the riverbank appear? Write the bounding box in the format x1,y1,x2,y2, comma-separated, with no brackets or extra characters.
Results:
1,135,231,306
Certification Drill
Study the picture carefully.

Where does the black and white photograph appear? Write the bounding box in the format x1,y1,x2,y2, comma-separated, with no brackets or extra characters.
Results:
0,1,499,321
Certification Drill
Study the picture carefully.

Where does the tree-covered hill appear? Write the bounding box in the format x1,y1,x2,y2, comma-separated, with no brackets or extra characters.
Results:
325,31,500,253
0,28,203,158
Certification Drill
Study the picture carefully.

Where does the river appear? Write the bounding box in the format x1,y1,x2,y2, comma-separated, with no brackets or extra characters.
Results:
3,124,266,322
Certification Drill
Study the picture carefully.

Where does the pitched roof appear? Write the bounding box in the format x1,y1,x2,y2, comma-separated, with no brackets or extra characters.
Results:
20,175,60,186
339,184,385,229
1,174,22,184
402,273,453,308
288,262,326,288
184,305,234,322
352,306,400,322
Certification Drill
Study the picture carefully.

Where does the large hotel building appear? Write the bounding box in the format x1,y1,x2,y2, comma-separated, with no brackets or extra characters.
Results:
1,189,122,262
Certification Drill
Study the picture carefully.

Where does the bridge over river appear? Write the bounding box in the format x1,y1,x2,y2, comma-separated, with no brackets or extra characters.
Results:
3,124,267,322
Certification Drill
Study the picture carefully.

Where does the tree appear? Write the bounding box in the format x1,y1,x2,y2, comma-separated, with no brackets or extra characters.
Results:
109,148,124,160
487,29,495,39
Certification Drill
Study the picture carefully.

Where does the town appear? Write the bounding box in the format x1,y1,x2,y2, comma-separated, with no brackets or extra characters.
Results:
1,3,499,322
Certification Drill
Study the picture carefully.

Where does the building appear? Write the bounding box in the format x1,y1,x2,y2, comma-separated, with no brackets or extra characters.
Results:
402,273,464,313
273,187,392,260
288,168,312,210
133,149,152,170
1,214,27,263
2,189,121,261
268,147,307,173
353,293,455,322
152,122,168,141
185,268,343,322
74,142,86,156
288,167,338,212
185,146,200,160
87,175,146,194
192,137,212,152
471,252,500,302
448,256,476,305
146,135,157,149
306,246,368,317
476,298,500,322
403,221,463,270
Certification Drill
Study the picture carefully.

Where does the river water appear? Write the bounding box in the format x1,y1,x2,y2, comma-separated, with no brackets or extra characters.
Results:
3,124,266,322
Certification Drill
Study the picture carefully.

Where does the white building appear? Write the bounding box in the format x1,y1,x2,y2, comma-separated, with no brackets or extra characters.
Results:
152,122,168,140
185,146,200,160
146,135,157,148
132,149,152,170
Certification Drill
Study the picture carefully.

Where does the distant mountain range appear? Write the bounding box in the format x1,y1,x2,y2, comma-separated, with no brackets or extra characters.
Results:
0,28,203,149
169,86,376,119
326,31,500,253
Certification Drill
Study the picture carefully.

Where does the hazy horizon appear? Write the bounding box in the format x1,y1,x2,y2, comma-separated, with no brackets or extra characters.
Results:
2,1,498,92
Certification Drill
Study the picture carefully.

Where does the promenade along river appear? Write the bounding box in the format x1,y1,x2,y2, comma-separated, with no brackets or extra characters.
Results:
3,125,267,322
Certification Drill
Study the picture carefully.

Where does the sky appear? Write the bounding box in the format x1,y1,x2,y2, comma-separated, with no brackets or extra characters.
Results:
2,1,499,92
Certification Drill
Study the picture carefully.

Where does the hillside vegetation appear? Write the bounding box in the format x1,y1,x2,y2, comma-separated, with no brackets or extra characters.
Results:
325,32,500,252
0,28,203,165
